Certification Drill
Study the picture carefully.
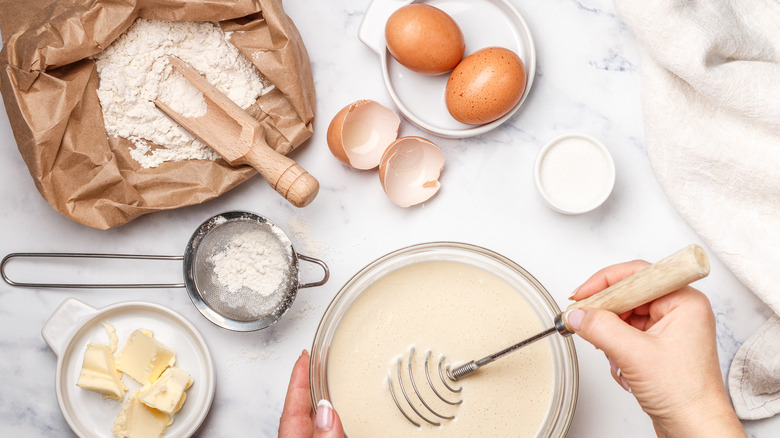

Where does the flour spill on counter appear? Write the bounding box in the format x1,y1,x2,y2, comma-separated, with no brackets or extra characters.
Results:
287,216,327,257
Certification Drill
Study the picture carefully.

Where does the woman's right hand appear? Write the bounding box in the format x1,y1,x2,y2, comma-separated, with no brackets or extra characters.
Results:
568,260,746,438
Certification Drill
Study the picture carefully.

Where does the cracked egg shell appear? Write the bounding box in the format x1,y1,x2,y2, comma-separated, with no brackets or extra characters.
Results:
327,100,401,170
378,136,445,207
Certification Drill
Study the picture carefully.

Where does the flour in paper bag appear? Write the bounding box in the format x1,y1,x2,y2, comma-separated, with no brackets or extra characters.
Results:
94,18,274,168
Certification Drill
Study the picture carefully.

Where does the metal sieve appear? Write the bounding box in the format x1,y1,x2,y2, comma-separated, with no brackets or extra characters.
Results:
1,211,329,332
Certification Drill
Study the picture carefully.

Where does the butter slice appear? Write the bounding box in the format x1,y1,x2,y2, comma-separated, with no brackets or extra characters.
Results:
138,367,193,415
112,393,172,438
115,329,175,385
103,322,119,352
76,343,127,400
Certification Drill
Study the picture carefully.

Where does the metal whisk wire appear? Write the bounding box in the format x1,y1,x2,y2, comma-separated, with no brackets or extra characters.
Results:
387,347,463,427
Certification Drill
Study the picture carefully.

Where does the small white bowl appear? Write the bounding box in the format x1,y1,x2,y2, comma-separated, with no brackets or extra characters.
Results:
43,298,215,438
358,0,536,138
534,133,615,214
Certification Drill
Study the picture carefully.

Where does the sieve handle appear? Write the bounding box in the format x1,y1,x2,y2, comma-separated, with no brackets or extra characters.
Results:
297,254,329,288
559,244,710,332
1,253,186,288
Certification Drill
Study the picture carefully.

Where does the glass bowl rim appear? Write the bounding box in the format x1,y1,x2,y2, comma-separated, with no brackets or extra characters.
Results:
309,241,578,437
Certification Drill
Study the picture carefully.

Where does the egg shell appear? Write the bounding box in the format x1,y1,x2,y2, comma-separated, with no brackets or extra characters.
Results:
385,4,465,75
379,136,445,207
445,47,526,125
327,100,401,170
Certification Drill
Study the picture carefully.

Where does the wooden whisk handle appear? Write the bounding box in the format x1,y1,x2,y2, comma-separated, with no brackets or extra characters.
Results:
560,244,710,332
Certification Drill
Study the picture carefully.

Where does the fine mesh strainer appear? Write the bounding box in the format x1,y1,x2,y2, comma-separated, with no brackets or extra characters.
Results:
1,211,329,331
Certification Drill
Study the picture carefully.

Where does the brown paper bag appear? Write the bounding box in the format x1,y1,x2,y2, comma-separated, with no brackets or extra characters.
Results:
0,0,316,229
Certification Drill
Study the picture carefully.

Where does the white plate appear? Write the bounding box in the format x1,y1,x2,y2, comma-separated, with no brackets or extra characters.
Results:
359,0,536,138
42,298,215,438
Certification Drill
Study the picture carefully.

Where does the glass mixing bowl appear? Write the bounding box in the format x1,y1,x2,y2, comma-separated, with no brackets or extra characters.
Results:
310,242,578,437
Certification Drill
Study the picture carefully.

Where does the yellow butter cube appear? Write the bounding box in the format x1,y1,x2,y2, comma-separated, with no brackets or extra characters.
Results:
115,329,175,385
138,367,193,415
112,393,172,438
76,343,127,400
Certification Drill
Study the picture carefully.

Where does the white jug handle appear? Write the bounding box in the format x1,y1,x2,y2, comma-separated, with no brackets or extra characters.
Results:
42,298,96,356
358,0,415,54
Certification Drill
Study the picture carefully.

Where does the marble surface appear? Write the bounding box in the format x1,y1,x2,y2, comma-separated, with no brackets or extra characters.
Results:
0,0,778,436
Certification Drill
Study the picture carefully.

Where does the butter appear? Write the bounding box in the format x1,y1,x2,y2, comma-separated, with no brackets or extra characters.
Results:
116,329,176,385
138,367,193,415
112,393,173,438
103,321,119,352
77,325,194,437
76,343,127,400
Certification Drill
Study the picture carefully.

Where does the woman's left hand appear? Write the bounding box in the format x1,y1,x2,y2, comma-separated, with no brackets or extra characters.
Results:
279,350,345,438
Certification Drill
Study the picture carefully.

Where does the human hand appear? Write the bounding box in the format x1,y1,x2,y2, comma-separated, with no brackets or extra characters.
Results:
279,350,345,438
568,260,745,438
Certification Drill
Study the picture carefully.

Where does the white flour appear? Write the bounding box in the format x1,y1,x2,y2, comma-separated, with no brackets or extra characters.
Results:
210,228,290,317
94,18,274,168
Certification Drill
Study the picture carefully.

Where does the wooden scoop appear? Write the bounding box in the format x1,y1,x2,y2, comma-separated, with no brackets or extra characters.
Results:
154,56,319,207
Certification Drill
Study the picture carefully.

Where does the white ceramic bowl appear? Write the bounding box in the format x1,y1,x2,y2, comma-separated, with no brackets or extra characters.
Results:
42,298,215,438
358,0,536,138
534,133,616,214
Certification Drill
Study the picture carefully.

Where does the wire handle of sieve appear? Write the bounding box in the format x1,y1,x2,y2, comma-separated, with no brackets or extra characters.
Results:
297,254,330,288
1,252,186,289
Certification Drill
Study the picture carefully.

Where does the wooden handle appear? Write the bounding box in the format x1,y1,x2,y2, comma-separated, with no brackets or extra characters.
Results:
561,245,710,331
159,56,319,207
242,144,319,207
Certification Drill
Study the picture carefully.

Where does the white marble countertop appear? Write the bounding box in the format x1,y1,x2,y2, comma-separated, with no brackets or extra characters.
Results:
1,0,778,437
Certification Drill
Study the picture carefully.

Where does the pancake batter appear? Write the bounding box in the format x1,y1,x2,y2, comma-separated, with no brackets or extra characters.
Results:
327,260,555,437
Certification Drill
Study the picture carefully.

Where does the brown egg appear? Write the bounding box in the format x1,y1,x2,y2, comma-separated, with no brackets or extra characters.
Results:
445,47,527,125
385,4,465,75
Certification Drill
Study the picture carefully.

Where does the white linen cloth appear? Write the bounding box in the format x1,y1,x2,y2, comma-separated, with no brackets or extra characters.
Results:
611,0,780,420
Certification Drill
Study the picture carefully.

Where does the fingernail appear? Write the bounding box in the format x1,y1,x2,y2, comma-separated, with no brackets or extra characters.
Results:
568,286,580,299
567,309,585,331
617,369,632,393
620,376,632,393
316,399,334,431
607,356,618,374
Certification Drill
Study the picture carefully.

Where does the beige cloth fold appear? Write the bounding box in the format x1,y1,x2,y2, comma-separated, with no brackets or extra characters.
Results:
612,0,780,420
729,316,780,420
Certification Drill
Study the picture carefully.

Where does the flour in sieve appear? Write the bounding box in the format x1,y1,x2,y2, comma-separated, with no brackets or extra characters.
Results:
93,18,274,168
210,228,291,317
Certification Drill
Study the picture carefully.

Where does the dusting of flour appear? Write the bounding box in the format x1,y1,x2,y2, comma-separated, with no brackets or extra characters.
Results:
210,228,291,318
94,18,274,168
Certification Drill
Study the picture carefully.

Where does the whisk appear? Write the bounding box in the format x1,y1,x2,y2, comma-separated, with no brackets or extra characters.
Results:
388,245,709,427
388,348,463,427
